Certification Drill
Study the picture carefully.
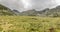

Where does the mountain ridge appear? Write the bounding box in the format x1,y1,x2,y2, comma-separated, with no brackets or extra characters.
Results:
20,5,60,17
0,4,60,17
0,4,18,15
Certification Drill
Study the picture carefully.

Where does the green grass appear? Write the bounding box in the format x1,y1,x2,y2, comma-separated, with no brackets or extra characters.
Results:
0,16,60,32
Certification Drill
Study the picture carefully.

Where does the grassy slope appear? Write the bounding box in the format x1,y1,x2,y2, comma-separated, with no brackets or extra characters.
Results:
0,16,60,32
0,4,16,15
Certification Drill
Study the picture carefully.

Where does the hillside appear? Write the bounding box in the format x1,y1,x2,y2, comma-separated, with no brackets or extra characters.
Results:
41,6,60,17
0,4,16,15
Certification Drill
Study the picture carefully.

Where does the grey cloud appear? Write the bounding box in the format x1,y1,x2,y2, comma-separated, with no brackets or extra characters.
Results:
0,0,58,12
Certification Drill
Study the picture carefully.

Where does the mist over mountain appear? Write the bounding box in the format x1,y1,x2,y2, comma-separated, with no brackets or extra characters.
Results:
0,0,58,12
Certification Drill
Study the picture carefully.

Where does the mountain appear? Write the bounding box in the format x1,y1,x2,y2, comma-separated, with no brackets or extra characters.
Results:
20,9,39,16
20,5,60,17
0,4,16,15
0,3,60,17
13,9,20,15
41,6,60,17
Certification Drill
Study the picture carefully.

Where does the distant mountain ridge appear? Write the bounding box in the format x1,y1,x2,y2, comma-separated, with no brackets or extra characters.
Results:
20,5,60,17
0,4,60,17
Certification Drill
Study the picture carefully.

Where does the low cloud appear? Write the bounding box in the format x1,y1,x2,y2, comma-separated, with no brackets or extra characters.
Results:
0,0,58,12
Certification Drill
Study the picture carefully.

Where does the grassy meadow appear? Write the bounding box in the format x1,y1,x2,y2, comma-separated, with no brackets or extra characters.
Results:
0,16,60,32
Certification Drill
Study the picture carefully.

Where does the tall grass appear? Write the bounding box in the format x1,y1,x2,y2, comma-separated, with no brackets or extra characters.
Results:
0,16,60,32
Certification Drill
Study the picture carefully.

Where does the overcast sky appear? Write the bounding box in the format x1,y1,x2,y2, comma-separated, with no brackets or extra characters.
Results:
0,0,60,12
